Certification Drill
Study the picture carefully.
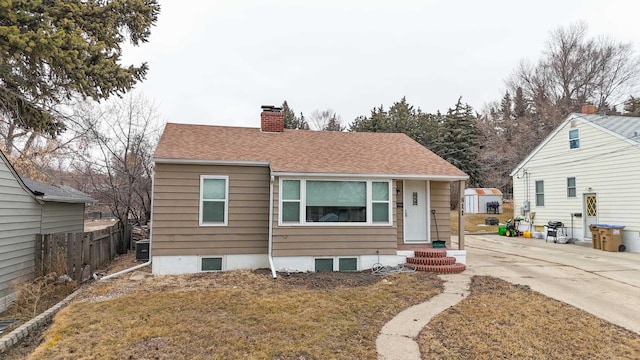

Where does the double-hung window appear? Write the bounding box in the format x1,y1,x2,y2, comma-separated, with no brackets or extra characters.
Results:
567,177,576,198
535,180,544,206
200,175,228,226
280,179,391,225
569,129,580,149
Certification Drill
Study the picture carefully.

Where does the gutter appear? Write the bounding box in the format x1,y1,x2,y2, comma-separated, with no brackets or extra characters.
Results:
268,175,277,279
102,166,156,281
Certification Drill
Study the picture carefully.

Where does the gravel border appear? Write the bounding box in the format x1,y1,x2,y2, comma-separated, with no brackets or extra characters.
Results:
0,289,81,353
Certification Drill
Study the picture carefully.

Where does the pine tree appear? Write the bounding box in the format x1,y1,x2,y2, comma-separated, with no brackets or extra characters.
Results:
499,91,513,122
281,101,309,129
440,97,482,187
513,87,528,120
0,0,160,136
623,96,640,116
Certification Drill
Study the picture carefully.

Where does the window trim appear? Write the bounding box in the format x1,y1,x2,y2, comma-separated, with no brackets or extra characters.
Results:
338,257,358,272
199,175,229,226
569,129,580,149
535,180,544,207
278,178,393,226
567,177,576,198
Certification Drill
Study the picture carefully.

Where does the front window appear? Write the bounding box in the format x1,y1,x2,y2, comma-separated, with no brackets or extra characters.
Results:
535,180,544,206
567,177,576,198
200,175,228,226
569,129,580,149
280,179,392,225
306,180,366,222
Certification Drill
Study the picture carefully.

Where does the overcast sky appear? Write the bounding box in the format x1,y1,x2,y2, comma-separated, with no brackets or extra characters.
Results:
121,0,640,128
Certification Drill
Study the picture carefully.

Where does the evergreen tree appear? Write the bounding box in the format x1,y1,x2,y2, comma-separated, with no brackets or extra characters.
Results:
0,0,160,137
323,114,345,131
513,87,529,120
281,101,309,129
440,97,482,187
499,91,513,122
623,96,640,116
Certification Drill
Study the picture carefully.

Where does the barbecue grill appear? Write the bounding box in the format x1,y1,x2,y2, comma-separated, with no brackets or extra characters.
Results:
545,221,564,242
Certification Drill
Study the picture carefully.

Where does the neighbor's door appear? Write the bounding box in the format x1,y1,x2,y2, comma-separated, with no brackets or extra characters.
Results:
404,180,428,243
583,193,597,239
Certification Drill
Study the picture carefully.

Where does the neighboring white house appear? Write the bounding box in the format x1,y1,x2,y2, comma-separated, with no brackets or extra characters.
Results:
464,188,503,214
510,109,640,252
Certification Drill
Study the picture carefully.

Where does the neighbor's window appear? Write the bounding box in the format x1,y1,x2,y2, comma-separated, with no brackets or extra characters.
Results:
567,177,576,198
535,180,544,206
200,175,228,226
569,129,580,149
279,179,392,225
306,180,366,222
282,180,301,222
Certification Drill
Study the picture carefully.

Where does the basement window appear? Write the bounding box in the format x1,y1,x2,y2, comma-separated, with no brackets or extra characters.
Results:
315,258,334,272
338,258,357,271
201,257,222,271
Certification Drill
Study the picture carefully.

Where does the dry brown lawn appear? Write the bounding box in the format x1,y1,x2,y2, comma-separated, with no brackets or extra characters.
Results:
419,276,640,359
23,270,442,360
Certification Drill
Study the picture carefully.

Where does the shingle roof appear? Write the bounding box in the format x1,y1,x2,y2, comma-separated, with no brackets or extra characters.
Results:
22,178,95,203
154,123,468,179
575,113,640,143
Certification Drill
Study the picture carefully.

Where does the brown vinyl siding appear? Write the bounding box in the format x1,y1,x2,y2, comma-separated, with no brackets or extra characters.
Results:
430,181,451,245
272,178,398,256
152,163,269,256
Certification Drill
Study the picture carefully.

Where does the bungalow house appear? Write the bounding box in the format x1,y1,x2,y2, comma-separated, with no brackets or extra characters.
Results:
150,106,468,276
510,105,640,252
0,150,94,312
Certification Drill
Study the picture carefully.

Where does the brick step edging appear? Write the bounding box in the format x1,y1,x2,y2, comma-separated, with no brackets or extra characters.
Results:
406,256,456,265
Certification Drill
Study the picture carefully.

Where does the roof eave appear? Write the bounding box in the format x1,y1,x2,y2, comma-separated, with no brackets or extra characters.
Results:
153,158,270,167
271,171,468,181
39,195,96,204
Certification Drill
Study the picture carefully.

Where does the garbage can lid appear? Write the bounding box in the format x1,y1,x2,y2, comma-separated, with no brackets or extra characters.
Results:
595,224,625,229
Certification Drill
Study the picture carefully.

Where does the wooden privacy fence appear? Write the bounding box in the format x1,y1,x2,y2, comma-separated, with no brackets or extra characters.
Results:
35,222,130,283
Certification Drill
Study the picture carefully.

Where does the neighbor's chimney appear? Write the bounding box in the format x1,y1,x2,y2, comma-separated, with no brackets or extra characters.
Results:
260,105,284,132
581,104,597,114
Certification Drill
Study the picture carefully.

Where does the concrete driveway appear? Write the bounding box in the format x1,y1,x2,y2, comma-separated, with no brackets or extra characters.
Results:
459,234,640,334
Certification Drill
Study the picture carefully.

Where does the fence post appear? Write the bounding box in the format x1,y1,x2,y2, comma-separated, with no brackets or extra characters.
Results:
34,234,43,277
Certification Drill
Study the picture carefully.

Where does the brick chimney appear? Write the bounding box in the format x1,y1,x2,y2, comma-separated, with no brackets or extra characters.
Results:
260,105,284,132
581,104,597,114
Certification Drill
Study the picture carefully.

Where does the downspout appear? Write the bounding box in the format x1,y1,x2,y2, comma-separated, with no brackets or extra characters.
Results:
102,166,156,281
268,175,277,279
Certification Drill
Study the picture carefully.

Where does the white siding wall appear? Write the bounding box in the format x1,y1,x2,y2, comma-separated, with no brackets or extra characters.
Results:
0,157,41,310
41,202,85,234
513,117,640,244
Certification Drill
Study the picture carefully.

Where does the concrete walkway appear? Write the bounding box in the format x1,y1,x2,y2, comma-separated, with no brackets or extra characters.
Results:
376,273,471,360
376,234,640,359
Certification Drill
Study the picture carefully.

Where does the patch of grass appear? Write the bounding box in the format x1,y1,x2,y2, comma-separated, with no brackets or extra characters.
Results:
29,270,443,360
451,202,514,233
418,276,640,359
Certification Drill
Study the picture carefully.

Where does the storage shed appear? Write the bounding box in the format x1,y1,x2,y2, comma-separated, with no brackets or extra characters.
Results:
464,188,503,214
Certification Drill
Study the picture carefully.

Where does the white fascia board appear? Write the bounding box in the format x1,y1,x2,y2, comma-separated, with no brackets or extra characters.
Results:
40,196,96,204
153,158,270,167
509,114,578,177
271,171,468,181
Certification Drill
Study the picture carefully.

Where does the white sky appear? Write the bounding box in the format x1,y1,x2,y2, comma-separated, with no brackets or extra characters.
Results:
121,0,640,128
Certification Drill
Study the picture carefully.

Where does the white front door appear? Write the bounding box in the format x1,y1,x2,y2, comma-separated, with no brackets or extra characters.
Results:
583,193,597,239
404,180,428,243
